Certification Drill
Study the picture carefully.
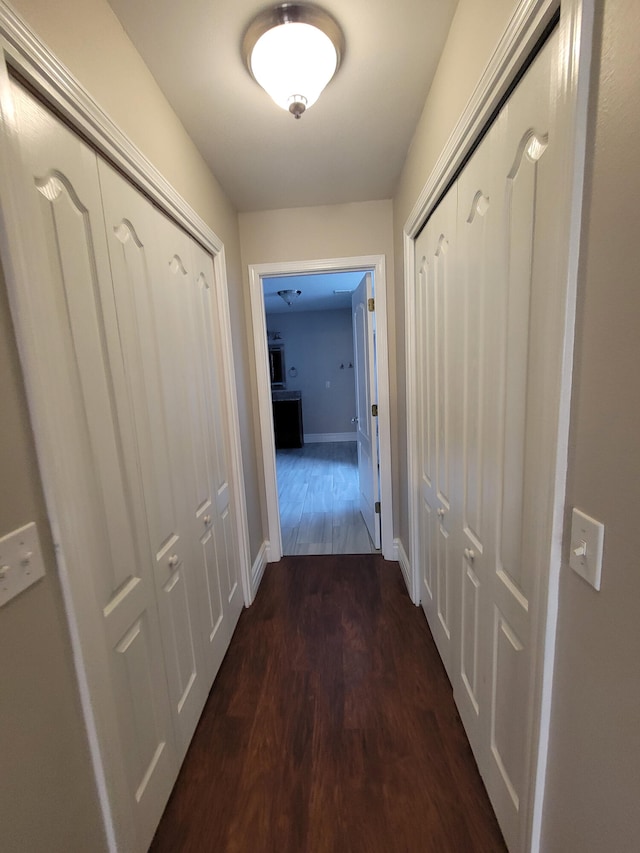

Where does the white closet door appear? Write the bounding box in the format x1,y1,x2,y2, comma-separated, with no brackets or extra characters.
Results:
189,239,244,659
481,31,559,848
414,186,459,677
414,29,561,851
98,162,207,759
10,84,177,850
178,240,243,682
453,116,504,769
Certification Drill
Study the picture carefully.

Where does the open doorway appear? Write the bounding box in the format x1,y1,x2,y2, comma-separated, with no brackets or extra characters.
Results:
264,270,375,555
248,255,394,563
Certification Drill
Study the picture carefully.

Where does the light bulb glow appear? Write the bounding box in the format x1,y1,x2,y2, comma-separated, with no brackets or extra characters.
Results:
250,21,338,112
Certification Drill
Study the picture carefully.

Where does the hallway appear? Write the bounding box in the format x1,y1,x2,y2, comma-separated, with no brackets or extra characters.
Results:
150,554,506,852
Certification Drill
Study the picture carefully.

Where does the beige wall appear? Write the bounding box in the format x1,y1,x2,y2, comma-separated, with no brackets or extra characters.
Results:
541,0,640,849
392,0,518,547
239,200,395,540
0,0,257,849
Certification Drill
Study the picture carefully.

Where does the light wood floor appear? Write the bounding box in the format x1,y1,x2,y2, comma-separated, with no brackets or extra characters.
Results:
276,442,377,555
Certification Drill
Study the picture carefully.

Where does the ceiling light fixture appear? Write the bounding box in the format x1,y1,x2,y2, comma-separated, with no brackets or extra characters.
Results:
243,3,345,120
277,289,302,305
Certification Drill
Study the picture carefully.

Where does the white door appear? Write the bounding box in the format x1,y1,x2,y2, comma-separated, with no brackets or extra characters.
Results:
479,31,560,848
99,163,209,759
453,113,502,769
414,187,459,677
352,273,381,549
10,83,177,850
187,239,244,676
414,28,562,851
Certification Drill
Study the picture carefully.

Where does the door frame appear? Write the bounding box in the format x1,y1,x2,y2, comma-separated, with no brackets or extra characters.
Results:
248,255,394,564
403,0,593,850
0,4,252,849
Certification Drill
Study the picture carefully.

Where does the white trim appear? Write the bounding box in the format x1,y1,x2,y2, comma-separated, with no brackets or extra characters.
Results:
0,4,220,255
405,0,558,238
249,255,395,562
394,539,417,605
250,541,269,597
402,1,594,850
304,432,356,443
0,1,252,846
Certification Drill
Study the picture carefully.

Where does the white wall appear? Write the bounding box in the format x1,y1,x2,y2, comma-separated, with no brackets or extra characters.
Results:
266,309,356,438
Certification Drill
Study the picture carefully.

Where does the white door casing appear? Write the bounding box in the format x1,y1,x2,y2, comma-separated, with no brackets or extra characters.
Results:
248,255,394,567
351,273,381,549
405,1,594,850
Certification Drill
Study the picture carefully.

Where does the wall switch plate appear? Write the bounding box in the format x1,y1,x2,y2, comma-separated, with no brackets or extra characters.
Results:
0,522,46,607
569,508,604,591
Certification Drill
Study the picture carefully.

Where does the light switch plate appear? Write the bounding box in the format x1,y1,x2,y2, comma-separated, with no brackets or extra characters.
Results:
0,522,46,607
569,508,604,591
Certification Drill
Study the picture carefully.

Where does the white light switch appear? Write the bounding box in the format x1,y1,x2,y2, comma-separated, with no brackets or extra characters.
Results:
0,522,46,607
569,508,604,591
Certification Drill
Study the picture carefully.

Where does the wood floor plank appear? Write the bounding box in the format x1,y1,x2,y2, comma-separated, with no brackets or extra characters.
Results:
276,442,375,555
150,555,506,853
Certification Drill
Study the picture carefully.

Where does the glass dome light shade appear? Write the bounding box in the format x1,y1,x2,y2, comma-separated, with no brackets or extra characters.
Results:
250,21,338,112
243,5,344,118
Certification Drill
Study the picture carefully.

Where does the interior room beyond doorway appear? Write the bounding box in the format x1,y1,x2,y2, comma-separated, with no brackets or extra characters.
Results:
264,269,377,556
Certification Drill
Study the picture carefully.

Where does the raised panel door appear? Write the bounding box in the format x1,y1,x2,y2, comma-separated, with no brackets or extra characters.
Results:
485,34,558,850
187,239,243,677
10,82,177,851
98,161,207,760
414,185,458,677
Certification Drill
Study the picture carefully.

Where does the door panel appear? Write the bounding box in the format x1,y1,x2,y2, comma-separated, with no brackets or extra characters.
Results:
188,240,243,671
454,115,503,770
352,273,381,549
487,35,556,848
413,28,560,851
99,162,207,758
11,83,177,850
414,186,458,676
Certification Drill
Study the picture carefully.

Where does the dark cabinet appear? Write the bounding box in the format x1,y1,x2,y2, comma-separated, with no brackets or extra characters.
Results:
272,393,303,448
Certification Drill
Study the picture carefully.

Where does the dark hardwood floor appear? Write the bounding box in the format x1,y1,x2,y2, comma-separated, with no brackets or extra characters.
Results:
150,555,506,852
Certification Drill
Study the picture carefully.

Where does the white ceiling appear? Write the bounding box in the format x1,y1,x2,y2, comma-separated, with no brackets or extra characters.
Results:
107,0,458,212
263,270,365,313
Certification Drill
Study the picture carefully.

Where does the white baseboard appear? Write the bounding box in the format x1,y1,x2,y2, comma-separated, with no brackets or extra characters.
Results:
395,538,418,605
304,432,357,443
250,541,268,601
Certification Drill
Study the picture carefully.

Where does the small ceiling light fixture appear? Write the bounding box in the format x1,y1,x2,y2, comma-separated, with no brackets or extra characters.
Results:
277,289,302,306
243,3,345,119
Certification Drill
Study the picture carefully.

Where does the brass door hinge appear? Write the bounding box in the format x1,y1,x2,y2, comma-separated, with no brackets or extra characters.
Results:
375,501,381,514
371,403,378,417
368,297,375,312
